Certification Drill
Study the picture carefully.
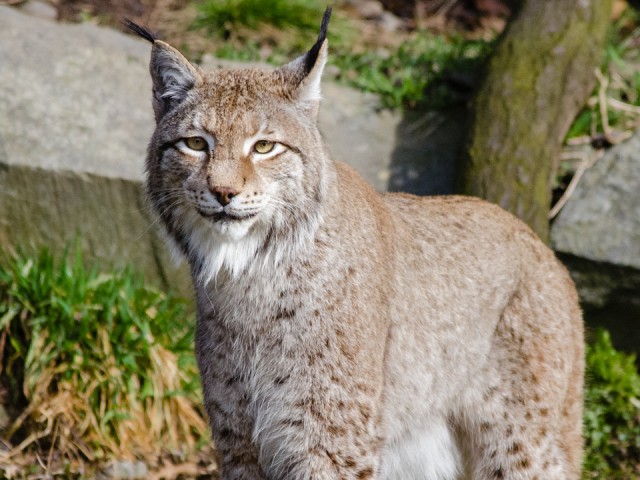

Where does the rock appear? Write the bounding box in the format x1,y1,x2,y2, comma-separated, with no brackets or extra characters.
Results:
551,134,640,307
319,82,405,192
379,11,406,33
17,0,57,20
0,404,9,431
0,5,189,294
387,107,466,195
354,0,385,19
0,6,458,293
100,460,148,479
318,85,461,194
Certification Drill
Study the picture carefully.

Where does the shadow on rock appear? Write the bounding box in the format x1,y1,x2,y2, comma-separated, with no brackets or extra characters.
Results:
387,106,467,195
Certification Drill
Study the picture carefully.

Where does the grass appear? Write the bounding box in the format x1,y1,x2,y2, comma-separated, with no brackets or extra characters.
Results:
195,0,640,122
192,0,494,109
194,0,324,38
193,0,340,63
552,7,640,209
584,329,640,478
565,7,640,142
194,0,640,123
0,249,209,477
332,33,493,109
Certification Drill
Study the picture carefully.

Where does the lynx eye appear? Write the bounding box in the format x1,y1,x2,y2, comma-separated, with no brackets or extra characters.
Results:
185,136,208,151
254,140,275,154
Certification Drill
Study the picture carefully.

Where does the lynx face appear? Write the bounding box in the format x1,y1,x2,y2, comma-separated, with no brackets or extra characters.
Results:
144,40,329,281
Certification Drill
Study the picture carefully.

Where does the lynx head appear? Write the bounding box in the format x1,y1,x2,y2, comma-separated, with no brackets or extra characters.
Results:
128,9,332,282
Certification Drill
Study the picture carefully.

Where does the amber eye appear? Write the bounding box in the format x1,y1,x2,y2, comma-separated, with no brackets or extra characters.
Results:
185,136,207,151
254,140,275,154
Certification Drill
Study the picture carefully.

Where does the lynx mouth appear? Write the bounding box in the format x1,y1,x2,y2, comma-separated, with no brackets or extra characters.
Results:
197,209,257,223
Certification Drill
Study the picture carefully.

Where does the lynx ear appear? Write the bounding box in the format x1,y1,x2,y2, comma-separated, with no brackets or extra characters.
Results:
124,20,200,121
149,41,201,119
278,7,331,113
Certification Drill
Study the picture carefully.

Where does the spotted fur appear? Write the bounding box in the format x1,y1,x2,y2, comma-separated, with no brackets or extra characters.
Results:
132,9,583,479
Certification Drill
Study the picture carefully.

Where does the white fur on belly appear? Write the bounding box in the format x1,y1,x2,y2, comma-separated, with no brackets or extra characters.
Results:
379,421,461,480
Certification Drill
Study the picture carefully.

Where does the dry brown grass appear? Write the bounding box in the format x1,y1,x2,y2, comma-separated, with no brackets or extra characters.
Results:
0,251,215,478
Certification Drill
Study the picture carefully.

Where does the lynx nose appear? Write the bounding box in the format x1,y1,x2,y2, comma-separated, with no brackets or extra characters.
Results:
211,186,239,207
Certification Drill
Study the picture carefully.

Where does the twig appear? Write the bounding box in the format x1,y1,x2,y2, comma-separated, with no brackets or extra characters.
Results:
607,97,640,115
565,135,592,146
0,328,6,377
549,149,604,219
148,462,207,480
595,69,612,138
433,0,458,18
46,420,59,474
35,453,46,468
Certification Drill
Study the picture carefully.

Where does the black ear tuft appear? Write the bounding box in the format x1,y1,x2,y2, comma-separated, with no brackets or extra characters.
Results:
303,7,332,75
123,18,157,43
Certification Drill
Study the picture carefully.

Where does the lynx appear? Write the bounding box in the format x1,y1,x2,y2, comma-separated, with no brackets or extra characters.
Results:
128,9,583,480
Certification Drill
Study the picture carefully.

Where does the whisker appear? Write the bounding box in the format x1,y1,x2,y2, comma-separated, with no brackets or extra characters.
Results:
132,196,189,242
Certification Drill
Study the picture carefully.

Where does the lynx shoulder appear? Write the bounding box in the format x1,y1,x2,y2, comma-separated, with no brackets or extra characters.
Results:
130,9,584,480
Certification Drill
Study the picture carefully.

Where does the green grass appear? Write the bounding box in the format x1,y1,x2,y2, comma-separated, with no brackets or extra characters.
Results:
0,249,207,475
584,329,640,478
193,0,335,59
566,8,640,141
194,0,324,36
192,0,493,109
332,33,493,109
194,1,640,119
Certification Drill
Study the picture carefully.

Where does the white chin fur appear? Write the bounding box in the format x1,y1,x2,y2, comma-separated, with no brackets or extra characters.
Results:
160,203,267,283
163,203,319,286
194,216,266,283
211,217,256,240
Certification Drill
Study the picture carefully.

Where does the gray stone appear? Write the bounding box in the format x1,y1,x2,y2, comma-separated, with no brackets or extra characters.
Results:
0,6,188,293
17,0,57,20
0,6,152,181
100,460,148,479
551,134,640,307
354,1,385,20
320,86,462,195
319,82,402,192
387,107,466,195
379,11,405,33
0,404,9,431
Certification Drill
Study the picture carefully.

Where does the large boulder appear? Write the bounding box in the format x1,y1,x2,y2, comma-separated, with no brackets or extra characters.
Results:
551,134,640,305
0,5,459,292
551,134,640,351
551,136,640,273
0,6,187,291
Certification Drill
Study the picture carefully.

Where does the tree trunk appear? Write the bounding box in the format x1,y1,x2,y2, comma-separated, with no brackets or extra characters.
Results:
457,0,612,242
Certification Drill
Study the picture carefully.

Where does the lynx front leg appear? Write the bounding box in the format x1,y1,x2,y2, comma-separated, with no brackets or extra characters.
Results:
208,397,267,480
196,321,267,479
254,388,382,480
251,341,384,479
